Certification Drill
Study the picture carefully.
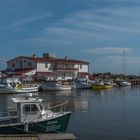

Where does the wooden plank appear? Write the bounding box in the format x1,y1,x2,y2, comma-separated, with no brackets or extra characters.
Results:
39,134,77,140
0,135,38,140
0,133,77,140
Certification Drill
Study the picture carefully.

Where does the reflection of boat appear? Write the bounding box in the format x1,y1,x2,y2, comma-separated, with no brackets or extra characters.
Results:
0,93,71,134
0,77,38,93
41,81,71,91
92,81,113,89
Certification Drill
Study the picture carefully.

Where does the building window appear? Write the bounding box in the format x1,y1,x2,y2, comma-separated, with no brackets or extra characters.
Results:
12,63,15,68
45,62,48,68
80,64,82,69
65,64,68,68
28,62,32,67
20,61,23,69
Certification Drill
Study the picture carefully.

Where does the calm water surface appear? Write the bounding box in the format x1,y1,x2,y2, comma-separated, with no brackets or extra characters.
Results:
1,86,140,140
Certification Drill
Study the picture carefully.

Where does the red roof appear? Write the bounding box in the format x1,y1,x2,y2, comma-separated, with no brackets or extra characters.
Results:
7,56,89,64
78,72,90,76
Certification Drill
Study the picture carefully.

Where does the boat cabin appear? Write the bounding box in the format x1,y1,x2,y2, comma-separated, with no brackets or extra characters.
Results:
0,77,21,88
11,95,43,123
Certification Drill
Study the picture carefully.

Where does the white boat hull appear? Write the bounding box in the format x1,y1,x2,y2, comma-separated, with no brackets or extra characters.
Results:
0,86,38,94
120,81,131,86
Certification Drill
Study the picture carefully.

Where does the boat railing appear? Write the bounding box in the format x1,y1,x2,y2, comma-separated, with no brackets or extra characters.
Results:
7,107,17,112
0,111,18,122
44,101,69,118
0,112,10,118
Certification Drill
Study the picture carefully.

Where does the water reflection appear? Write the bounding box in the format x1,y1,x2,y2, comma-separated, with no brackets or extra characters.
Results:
0,94,9,111
0,87,134,113
39,89,90,112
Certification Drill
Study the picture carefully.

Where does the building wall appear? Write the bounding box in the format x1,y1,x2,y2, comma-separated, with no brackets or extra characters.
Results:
36,62,53,72
74,64,79,70
78,64,89,73
56,72,74,80
57,63,75,69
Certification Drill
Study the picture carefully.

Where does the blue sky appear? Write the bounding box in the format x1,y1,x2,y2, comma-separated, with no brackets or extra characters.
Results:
1,0,140,74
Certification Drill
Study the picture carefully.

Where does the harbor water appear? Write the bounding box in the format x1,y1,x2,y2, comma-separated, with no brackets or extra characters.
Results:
1,86,140,140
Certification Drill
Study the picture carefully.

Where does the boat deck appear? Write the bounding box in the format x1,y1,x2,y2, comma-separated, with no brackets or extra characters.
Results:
0,134,77,140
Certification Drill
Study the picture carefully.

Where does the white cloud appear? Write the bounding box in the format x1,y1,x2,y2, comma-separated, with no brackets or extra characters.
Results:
61,6,140,34
14,1,140,44
85,47,132,54
11,14,50,27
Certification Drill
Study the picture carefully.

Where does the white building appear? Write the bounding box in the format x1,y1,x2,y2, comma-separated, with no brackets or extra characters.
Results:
7,53,90,80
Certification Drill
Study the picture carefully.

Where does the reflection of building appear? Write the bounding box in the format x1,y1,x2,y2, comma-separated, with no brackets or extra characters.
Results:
7,53,90,80
0,95,12,112
74,100,89,112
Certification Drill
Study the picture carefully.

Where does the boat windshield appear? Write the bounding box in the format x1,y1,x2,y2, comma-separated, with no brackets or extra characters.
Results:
23,104,38,114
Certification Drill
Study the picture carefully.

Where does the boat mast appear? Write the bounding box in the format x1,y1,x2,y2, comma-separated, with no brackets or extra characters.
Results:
123,49,125,76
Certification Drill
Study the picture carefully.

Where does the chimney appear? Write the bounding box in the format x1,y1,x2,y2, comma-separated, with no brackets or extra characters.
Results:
32,54,36,58
43,53,56,59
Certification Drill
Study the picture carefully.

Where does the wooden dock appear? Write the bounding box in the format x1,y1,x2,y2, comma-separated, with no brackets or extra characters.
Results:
0,134,77,140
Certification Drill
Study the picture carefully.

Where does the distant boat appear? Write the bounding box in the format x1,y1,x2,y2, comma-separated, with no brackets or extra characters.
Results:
120,81,131,86
0,93,71,134
92,80,113,90
73,78,91,89
41,81,71,91
0,77,38,93
119,50,131,87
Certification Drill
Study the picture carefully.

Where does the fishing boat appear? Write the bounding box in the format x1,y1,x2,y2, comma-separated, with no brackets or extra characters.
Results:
41,81,71,91
0,93,71,134
119,81,131,86
73,78,91,89
0,77,38,94
92,80,113,90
